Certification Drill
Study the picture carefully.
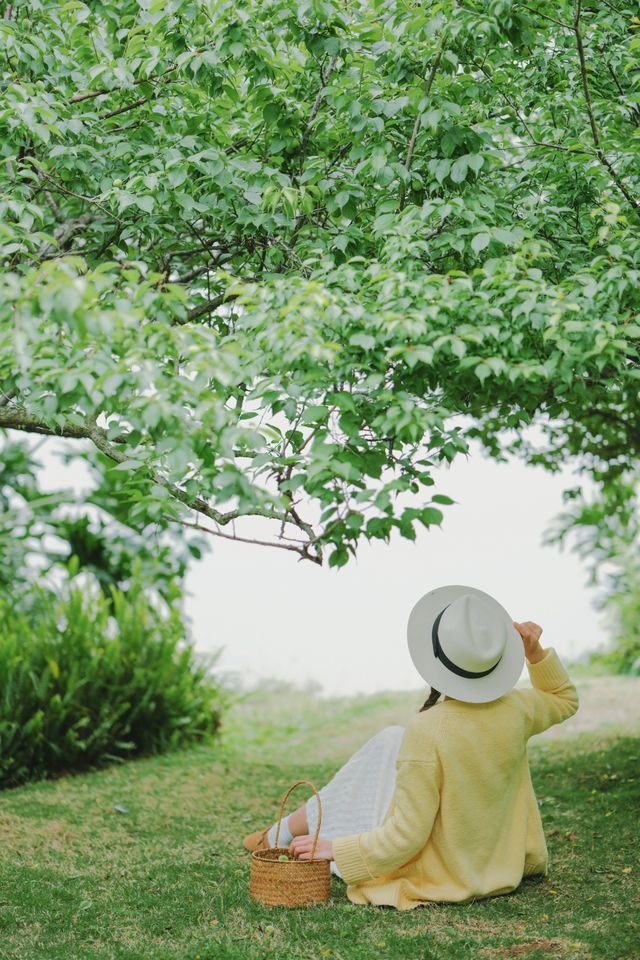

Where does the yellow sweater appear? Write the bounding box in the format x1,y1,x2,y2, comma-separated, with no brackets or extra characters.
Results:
332,648,579,910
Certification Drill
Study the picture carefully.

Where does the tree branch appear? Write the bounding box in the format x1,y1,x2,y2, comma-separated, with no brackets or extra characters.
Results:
29,162,124,225
173,264,210,284
164,515,323,564
399,34,446,211
0,404,323,562
184,293,237,323
0,405,97,439
68,46,213,104
573,0,639,211
472,59,592,155
36,212,93,261
520,3,571,29
99,94,152,121
298,55,338,170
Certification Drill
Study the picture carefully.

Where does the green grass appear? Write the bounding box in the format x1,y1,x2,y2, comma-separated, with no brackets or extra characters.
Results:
0,685,638,960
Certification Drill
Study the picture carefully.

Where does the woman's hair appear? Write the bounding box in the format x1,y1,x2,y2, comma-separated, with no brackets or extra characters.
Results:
419,687,442,711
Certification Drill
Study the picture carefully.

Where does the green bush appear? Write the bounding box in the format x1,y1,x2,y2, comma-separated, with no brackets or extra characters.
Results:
587,634,640,676
0,576,228,788
582,568,640,676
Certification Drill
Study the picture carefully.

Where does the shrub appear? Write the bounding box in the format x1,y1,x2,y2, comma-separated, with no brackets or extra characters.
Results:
587,636,640,676
587,582,640,676
0,576,228,788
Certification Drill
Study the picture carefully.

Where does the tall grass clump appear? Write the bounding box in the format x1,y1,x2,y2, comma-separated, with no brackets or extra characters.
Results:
0,575,227,788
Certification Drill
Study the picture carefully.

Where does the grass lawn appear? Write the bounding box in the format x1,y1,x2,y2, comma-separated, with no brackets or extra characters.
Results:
0,683,638,960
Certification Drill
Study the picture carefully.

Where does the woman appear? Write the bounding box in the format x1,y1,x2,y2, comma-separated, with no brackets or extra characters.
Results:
242,584,580,910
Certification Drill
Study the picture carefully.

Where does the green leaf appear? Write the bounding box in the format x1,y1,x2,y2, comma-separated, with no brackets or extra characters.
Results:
328,547,349,567
421,109,442,128
471,233,490,253
349,333,376,350
450,156,468,183
474,363,491,384
450,337,466,358
365,517,392,540
419,507,444,527
300,405,328,424
492,227,518,246
134,196,154,213
345,512,364,530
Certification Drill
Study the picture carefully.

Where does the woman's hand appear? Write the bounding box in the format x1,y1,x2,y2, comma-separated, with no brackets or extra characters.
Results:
513,620,546,663
288,835,334,861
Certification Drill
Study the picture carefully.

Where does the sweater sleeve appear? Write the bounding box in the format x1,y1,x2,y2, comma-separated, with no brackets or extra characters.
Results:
332,720,441,885
511,646,579,738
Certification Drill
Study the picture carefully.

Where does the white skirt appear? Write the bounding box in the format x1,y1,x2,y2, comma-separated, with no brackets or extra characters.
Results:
305,725,406,879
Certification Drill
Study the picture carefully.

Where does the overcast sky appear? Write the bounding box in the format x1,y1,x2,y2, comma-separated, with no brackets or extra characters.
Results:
182,440,609,697
28,434,610,698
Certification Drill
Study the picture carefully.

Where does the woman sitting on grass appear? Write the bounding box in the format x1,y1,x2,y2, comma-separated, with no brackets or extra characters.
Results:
243,584,580,910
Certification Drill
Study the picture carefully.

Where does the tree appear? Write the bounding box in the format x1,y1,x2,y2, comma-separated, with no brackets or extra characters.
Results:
544,472,640,673
0,437,204,606
1,0,639,568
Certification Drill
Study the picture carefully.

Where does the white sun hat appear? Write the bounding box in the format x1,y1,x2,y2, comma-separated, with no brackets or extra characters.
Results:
407,585,525,703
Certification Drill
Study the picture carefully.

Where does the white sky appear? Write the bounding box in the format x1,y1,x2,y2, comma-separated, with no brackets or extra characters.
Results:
184,443,610,696
20,434,610,698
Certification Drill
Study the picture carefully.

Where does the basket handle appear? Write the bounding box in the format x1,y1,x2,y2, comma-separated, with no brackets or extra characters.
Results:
274,779,323,859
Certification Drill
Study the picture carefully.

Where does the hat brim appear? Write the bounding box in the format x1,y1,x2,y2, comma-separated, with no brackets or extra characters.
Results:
407,585,525,703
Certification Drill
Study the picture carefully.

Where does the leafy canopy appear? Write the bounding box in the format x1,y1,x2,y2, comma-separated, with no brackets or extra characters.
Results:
1,0,639,566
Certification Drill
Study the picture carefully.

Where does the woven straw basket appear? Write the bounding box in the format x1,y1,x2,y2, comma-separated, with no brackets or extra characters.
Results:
250,779,331,908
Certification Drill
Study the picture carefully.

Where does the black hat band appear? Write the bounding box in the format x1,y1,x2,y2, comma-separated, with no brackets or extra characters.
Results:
431,604,503,679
